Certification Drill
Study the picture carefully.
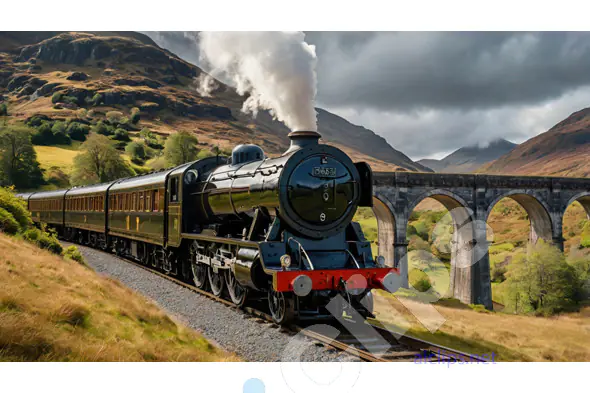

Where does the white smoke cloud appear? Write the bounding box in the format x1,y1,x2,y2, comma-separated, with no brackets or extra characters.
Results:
198,31,318,131
195,73,218,97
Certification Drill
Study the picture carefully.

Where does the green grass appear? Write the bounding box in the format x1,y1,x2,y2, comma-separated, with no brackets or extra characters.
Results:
34,144,80,172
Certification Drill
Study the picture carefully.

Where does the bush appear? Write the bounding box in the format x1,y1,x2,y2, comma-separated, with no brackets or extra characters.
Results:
106,111,125,125
410,270,432,292
63,245,86,266
62,96,79,106
0,103,7,116
112,128,130,141
413,221,429,241
0,207,19,235
92,120,114,136
86,93,103,106
51,92,62,104
491,265,507,283
51,121,71,145
125,141,147,164
23,227,62,255
66,122,90,141
130,107,140,124
0,187,32,230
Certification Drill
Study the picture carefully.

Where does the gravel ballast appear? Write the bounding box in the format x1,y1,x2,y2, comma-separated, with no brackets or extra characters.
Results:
66,242,356,362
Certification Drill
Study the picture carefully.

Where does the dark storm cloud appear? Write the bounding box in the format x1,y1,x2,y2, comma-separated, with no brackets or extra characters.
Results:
143,31,590,159
306,31,590,111
145,31,590,112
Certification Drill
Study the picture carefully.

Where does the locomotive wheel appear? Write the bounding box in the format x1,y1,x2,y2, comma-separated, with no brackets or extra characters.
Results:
208,267,225,297
268,288,294,325
190,244,208,290
226,270,248,306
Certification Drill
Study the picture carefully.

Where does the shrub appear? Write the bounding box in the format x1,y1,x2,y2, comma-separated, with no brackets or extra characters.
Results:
63,245,86,266
491,265,507,283
62,96,79,106
87,93,103,106
51,92,62,104
125,141,147,164
31,122,54,144
413,221,429,241
106,111,124,125
0,187,32,230
92,120,114,136
0,103,7,116
66,122,90,141
0,207,19,235
130,107,140,124
410,270,432,292
23,227,62,255
51,121,71,145
112,128,130,141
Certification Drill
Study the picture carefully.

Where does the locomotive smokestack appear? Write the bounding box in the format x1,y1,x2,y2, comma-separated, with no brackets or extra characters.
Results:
285,130,322,154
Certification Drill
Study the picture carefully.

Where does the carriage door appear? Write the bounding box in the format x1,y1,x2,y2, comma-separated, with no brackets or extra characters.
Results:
167,175,182,247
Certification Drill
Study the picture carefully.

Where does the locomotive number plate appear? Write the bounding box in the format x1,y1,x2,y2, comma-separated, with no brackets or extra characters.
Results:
313,167,336,177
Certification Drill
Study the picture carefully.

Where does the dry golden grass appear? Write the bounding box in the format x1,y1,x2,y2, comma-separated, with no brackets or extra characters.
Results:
0,234,237,361
373,292,590,361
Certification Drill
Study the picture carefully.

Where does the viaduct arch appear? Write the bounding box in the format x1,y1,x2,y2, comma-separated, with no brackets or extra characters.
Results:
371,172,590,310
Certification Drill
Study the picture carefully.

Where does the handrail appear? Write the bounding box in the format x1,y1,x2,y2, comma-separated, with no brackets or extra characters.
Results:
287,237,314,270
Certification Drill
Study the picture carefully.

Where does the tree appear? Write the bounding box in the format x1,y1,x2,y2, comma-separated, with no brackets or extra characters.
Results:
112,128,130,141
504,241,581,315
51,121,71,144
66,122,90,141
164,130,200,166
125,141,147,164
70,134,134,186
0,126,44,189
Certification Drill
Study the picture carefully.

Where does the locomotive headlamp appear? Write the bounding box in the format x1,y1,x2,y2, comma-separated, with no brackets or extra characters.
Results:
280,254,292,268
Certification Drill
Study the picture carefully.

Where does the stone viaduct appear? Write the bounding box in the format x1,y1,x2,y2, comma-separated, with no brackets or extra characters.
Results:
371,171,590,310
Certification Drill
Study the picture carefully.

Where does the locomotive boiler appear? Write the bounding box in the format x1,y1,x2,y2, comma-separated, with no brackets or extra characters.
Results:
19,130,401,325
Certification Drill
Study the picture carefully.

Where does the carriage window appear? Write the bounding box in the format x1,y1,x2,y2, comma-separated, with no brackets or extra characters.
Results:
170,177,178,202
139,192,144,211
153,190,159,212
145,192,151,212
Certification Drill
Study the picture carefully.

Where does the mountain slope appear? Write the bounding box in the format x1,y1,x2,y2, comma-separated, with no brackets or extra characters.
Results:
480,108,590,177
418,139,517,173
0,31,426,172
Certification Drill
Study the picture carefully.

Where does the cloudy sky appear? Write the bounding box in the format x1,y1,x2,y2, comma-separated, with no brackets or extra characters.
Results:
144,32,590,160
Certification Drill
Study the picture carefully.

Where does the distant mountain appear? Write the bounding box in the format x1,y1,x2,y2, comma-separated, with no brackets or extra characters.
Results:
0,31,428,172
480,108,590,177
418,139,517,173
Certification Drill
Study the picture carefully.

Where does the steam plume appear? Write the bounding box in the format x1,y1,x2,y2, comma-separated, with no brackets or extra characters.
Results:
198,31,318,131
195,73,218,97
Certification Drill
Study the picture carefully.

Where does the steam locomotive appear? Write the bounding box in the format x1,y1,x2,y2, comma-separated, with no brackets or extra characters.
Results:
18,130,400,324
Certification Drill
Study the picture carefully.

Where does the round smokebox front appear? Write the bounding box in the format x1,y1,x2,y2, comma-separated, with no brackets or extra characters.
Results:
286,154,357,233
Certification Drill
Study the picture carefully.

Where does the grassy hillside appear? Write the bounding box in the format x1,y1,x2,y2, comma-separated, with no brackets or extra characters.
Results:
480,107,590,177
0,234,236,361
373,293,590,361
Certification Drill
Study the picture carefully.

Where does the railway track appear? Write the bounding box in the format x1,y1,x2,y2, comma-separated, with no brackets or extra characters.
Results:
73,242,484,363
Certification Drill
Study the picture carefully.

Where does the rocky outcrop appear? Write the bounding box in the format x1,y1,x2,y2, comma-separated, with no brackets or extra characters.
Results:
16,33,198,79
67,71,89,81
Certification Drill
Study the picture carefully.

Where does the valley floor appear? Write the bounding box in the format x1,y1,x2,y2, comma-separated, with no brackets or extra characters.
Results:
374,291,590,361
